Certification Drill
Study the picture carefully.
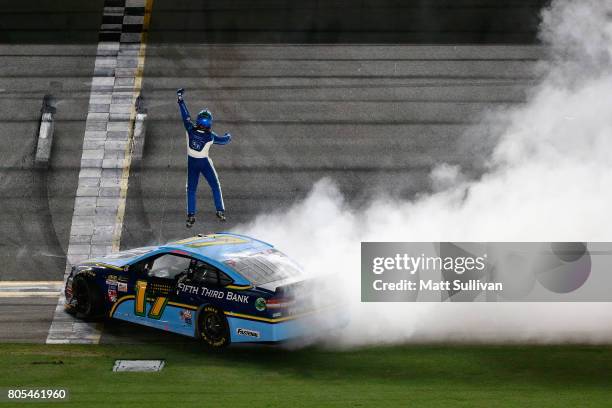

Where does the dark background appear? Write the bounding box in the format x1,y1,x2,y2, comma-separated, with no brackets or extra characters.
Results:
150,0,549,44
0,0,550,44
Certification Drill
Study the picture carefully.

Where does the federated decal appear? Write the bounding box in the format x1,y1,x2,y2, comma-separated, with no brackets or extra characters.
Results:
236,328,260,338
255,297,266,311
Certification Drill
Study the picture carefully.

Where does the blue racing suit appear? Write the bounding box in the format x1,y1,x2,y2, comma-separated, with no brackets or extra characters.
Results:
178,100,231,215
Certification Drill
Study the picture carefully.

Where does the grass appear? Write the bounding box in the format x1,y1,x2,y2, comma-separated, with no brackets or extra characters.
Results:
1,342,612,407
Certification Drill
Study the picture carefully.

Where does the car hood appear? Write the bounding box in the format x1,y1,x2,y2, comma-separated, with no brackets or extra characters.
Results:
80,246,158,268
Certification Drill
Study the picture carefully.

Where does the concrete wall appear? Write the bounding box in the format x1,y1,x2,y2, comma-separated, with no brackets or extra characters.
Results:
0,0,104,43
149,0,550,44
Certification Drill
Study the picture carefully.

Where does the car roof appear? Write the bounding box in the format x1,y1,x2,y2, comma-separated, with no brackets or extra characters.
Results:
82,233,273,267
81,233,276,285
162,233,274,261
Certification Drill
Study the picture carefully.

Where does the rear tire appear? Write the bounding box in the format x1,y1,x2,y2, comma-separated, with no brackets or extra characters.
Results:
71,275,103,320
198,305,230,349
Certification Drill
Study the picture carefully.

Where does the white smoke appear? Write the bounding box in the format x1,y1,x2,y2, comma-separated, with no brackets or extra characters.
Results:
235,0,612,347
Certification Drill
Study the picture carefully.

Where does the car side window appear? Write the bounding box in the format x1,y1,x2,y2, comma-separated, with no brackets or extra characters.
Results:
190,261,233,287
148,254,191,280
218,272,233,286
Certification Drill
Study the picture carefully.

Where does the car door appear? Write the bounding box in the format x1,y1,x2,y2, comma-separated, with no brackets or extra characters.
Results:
175,260,235,307
113,252,192,334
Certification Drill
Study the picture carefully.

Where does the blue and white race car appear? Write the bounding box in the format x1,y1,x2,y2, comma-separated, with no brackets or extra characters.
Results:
65,233,325,348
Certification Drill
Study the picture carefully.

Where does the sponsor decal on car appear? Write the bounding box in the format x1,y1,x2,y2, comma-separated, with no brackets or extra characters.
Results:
236,328,260,338
255,297,266,311
179,282,200,295
226,291,249,303
81,269,96,277
118,282,128,292
200,287,227,299
179,310,193,325
106,274,128,285
177,282,250,303
107,288,117,303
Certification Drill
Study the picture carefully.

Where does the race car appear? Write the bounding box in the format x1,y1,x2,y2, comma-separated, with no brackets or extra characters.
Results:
64,233,325,348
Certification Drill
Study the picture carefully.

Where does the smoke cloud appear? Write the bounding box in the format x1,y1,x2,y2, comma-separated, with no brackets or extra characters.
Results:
235,0,612,347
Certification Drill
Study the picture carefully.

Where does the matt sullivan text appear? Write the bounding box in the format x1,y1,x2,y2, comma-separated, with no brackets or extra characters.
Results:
373,279,503,292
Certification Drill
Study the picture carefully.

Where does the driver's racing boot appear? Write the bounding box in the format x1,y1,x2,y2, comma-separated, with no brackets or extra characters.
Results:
186,214,196,228
216,211,226,222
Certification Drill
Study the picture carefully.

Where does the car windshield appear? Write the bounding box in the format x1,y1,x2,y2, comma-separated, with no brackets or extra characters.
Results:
224,249,304,286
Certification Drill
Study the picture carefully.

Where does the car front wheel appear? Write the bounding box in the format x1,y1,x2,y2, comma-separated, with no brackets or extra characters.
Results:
71,275,103,320
198,305,230,349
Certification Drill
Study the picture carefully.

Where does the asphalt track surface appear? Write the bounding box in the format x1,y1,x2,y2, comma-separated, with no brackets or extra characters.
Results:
1,0,545,343
120,0,544,247
0,0,104,281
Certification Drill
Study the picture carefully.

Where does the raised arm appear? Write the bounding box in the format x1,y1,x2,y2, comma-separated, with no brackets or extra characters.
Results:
177,88,193,131
213,131,232,145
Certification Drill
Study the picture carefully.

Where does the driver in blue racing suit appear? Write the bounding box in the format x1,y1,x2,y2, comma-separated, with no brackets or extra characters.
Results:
177,88,232,228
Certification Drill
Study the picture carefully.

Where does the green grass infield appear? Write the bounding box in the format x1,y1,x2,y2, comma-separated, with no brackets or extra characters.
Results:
1,343,612,407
